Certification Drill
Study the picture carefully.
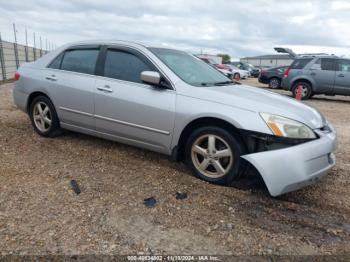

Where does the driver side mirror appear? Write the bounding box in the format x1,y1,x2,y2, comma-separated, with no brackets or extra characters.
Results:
141,71,161,86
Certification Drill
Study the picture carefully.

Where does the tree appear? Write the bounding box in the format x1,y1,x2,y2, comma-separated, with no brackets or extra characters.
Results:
217,53,231,64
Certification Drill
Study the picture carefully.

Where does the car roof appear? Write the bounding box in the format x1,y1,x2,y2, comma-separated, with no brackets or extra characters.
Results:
61,40,183,51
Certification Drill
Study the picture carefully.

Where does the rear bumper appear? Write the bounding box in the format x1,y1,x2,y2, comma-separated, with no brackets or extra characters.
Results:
13,84,29,112
241,124,337,196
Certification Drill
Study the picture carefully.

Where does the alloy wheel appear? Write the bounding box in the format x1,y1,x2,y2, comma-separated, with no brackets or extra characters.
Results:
33,102,52,132
191,134,234,178
299,85,309,98
270,78,280,89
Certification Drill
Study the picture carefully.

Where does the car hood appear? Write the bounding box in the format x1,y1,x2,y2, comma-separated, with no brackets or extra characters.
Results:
180,84,325,129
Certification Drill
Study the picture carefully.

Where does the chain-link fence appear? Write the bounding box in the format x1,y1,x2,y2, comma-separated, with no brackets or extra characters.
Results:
0,37,48,81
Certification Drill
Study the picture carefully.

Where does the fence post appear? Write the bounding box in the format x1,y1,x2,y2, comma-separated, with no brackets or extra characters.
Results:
25,29,29,62
40,36,42,57
33,32,36,60
13,23,19,69
0,33,6,81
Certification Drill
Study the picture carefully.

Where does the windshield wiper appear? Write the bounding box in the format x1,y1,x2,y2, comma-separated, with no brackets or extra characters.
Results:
213,80,237,86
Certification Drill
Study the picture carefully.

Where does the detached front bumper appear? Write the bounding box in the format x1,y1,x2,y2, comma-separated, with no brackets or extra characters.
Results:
241,125,337,196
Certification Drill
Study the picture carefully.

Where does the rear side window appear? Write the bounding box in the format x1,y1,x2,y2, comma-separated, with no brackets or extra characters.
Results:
61,49,99,75
320,58,336,71
104,50,153,83
48,52,64,69
290,58,312,69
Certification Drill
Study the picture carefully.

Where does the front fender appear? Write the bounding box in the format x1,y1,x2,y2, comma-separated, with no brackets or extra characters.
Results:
171,95,272,150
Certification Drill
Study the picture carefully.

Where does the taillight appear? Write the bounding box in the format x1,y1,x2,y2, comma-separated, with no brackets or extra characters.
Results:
14,72,20,81
283,68,290,78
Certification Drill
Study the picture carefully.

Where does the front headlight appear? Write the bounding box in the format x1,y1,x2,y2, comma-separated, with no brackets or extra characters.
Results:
260,113,316,139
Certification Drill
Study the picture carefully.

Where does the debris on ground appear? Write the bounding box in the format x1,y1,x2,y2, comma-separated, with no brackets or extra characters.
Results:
143,197,157,208
70,180,81,195
175,191,188,200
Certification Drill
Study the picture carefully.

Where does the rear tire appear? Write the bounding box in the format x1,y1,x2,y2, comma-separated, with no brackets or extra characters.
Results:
292,82,312,100
185,126,245,185
269,77,281,89
29,96,61,137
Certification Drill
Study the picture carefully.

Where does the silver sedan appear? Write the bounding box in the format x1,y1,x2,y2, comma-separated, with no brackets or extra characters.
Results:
13,40,337,196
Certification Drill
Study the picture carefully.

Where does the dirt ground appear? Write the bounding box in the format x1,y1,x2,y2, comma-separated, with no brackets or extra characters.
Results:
0,79,349,256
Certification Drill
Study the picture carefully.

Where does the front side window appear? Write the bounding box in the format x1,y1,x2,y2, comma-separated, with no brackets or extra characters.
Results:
104,50,153,83
320,58,336,71
60,49,99,74
338,59,350,72
149,48,229,86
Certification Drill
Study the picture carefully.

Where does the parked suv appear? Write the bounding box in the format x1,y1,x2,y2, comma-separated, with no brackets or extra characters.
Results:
281,55,350,100
13,41,336,196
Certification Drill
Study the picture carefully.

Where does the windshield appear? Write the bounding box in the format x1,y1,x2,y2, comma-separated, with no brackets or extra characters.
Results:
243,62,255,69
149,48,230,86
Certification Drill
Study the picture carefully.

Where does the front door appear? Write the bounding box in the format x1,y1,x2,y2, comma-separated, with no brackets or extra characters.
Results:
94,47,176,154
334,59,350,96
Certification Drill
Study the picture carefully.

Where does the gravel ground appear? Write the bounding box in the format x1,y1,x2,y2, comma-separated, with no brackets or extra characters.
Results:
0,79,349,256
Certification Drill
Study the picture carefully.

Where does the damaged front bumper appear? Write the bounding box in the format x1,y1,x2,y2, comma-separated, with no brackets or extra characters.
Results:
240,124,337,196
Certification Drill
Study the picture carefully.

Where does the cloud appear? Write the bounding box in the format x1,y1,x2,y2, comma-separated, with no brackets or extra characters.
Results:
0,0,349,57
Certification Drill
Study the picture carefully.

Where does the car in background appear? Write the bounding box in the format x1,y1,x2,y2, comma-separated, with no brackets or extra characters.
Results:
226,64,250,80
281,56,350,100
231,61,260,77
258,66,289,89
198,57,235,79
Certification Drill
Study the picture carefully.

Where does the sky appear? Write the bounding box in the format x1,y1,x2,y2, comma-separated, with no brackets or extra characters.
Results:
0,0,350,58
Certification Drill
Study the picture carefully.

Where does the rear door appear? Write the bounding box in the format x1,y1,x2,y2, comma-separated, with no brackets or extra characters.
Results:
94,46,176,154
308,58,336,93
46,46,100,129
334,59,350,95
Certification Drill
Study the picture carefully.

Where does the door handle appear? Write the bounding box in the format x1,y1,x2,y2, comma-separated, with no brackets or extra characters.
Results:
97,85,113,93
45,75,57,81
310,72,316,76
338,74,345,77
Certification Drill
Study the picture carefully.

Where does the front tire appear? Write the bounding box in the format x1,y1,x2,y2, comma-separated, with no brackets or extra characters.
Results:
29,96,60,137
185,126,245,185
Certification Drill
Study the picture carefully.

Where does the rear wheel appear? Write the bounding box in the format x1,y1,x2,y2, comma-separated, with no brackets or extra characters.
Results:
292,82,312,100
29,96,60,137
185,126,245,185
269,77,281,89
233,73,241,81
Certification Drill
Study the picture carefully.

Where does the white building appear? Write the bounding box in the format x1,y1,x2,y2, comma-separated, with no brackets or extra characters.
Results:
240,54,293,68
